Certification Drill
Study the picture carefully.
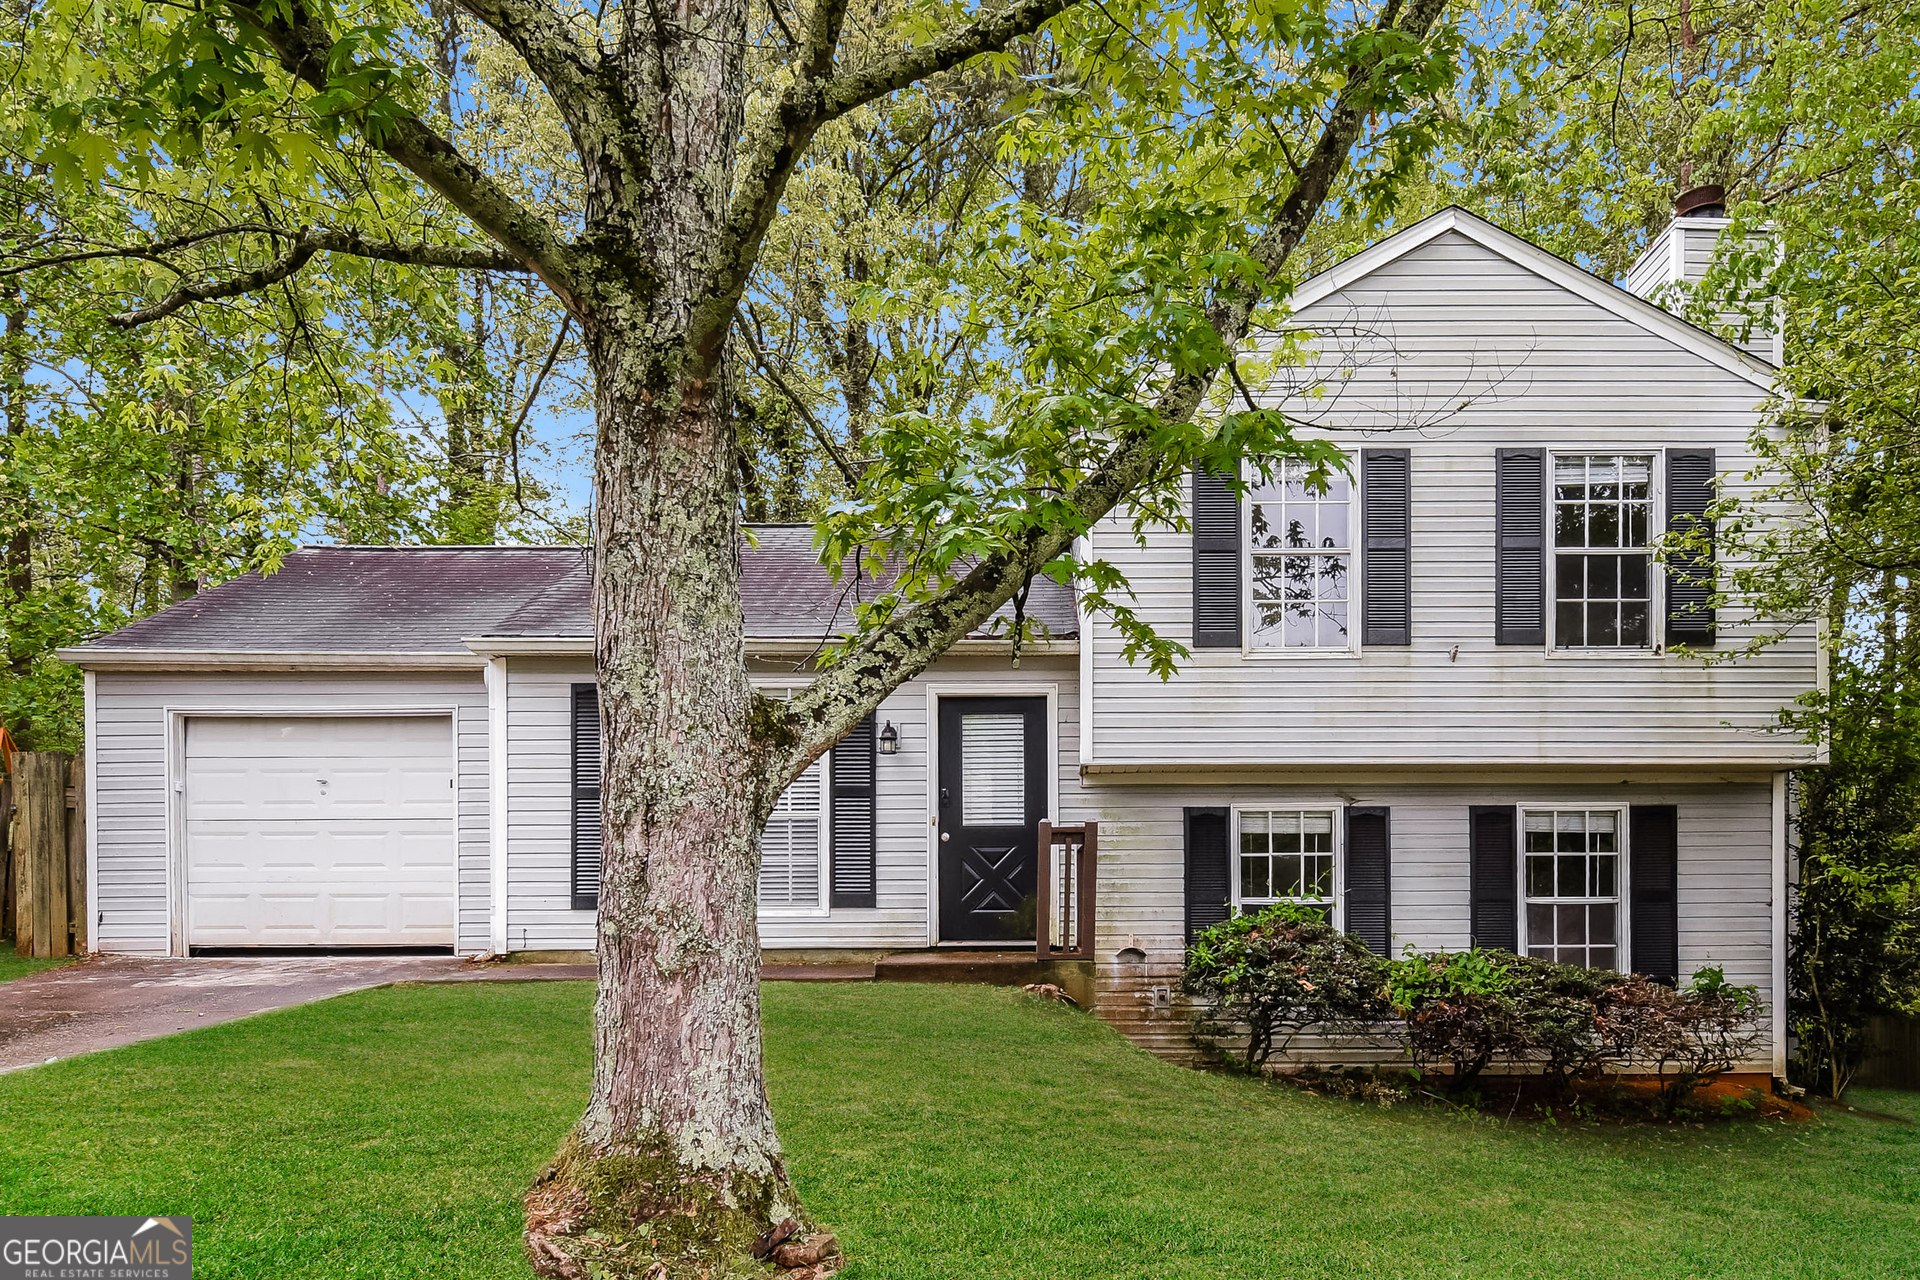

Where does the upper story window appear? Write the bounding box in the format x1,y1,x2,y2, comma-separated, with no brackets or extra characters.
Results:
1523,808,1620,970
1237,808,1337,914
1249,461,1351,648
760,756,828,912
1554,454,1653,647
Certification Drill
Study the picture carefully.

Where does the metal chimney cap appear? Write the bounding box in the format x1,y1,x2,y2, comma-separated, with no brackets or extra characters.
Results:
1674,184,1727,217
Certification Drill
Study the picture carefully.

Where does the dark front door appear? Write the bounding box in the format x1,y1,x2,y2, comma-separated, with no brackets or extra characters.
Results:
937,696,1047,943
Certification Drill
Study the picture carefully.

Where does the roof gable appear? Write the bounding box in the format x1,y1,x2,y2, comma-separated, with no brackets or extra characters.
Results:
1282,207,1776,391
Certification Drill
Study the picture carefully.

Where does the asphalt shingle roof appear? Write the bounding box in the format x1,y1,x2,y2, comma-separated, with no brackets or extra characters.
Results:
79,529,1077,654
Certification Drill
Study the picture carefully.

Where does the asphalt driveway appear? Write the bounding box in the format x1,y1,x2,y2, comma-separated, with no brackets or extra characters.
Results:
0,955,594,1073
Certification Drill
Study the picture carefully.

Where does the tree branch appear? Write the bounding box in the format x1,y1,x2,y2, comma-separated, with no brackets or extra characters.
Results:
105,227,534,327
686,0,1083,378
225,0,584,310
739,312,861,490
777,0,1452,775
449,0,610,128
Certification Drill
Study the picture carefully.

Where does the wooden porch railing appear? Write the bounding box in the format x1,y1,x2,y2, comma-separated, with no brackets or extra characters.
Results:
1035,820,1096,961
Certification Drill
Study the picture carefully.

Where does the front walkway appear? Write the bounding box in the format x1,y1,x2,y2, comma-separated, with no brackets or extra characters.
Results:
0,955,593,1073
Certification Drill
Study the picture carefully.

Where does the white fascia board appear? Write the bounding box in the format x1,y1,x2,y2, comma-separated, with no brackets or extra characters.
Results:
1278,206,1779,392
56,647,484,671
461,635,1079,661
463,636,595,657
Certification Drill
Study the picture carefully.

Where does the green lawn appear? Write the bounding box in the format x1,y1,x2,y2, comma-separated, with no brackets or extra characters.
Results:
1,982,1915,1279
0,952,73,983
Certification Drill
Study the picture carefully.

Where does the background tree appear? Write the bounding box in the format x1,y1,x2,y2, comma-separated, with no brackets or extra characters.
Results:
13,0,1466,1272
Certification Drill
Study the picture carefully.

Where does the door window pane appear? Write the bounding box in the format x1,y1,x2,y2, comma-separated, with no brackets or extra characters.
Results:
960,714,1026,824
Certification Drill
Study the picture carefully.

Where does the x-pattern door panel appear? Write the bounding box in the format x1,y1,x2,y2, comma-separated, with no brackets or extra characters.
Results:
938,696,1045,942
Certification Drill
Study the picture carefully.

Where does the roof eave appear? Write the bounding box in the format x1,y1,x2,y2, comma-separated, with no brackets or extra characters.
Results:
57,647,485,672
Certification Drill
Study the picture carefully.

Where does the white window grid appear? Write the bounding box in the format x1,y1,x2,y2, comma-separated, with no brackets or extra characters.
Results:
1521,807,1625,971
1552,453,1656,649
759,753,830,915
1247,459,1355,650
1233,806,1341,924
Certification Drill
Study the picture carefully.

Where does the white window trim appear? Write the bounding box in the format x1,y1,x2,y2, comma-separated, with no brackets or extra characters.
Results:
1229,802,1346,930
1544,449,1665,658
759,750,832,919
1240,455,1362,659
1513,802,1633,970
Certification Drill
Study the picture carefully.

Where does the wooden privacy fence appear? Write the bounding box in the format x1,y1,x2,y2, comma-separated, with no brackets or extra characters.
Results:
1,751,88,957
1035,820,1097,961
1856,1016,1919,1091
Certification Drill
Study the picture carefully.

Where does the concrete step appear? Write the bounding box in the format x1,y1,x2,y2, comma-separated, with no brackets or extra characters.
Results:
873,950,1054,987
760,963,876,982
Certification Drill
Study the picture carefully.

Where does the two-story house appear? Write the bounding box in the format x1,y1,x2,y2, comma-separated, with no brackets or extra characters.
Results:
61,205,1818,1074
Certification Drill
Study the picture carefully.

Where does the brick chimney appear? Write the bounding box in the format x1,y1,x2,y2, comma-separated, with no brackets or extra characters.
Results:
1622,185,1780,364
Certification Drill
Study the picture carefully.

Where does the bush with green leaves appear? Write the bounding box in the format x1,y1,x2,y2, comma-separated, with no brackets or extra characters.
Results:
1182,904,1393,1071
1386,948,1612,1090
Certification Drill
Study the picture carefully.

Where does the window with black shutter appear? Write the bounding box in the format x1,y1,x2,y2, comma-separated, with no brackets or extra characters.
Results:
829,714,878,908
1495,449,1547,645
1629,805,1680,982
1344,806,1392,954
1361,450,1412,646
1184,806,1231,944
570,683,603,911
1468,805,1518,950
1665,449,1718,647
1192,467,1241,648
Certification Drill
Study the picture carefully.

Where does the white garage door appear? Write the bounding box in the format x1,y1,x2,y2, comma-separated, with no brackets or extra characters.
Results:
185,716,457,947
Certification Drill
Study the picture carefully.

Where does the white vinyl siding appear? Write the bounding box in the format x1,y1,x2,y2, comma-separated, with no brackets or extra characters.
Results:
500,654,1083,953
1082,227,1817,770
1082,777,1779,1068
87,670,491,957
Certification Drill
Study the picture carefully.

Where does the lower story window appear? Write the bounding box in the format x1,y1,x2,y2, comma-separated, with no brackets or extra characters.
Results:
1523,808,1620,969
760,757,827,910
1238,809,1336,912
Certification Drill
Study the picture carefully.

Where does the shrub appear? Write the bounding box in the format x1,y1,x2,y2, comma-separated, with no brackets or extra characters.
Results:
1388,949,1618,1094
1596,967,1769,1114
1182,904,1393,1071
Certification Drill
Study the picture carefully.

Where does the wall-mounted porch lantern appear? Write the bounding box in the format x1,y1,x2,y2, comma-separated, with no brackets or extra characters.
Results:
877,721,900,755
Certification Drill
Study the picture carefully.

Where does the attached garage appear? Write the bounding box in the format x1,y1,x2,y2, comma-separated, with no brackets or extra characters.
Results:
183,715,457,948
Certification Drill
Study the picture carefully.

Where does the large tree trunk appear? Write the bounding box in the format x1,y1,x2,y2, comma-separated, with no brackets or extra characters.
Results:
521,5,825,1264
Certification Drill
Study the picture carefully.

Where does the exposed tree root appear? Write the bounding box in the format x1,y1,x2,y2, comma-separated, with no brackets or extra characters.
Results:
524,1132,842,1280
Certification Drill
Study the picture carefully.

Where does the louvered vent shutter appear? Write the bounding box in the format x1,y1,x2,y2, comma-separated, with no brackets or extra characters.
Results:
1192,467,1241,648
1468,805,1518,950
1494,448,1547,645
571,683,603,911
1184,807,1232,945
829,713,878,908
1665,449,1718,647
1344,806,1392,954
1361,449,1412,646
1629,805,1680,983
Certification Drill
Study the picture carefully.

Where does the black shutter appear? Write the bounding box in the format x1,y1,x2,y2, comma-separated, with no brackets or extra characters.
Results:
1630,805,1680,983
1665,448,1717,647
1192,466,1241,648
1361,449,1412,646
1344,806,1392,954
570,683,603,911
1184,806,1232,944
829,713,878,908
1468,805,1518,951
1495,448,1547,645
